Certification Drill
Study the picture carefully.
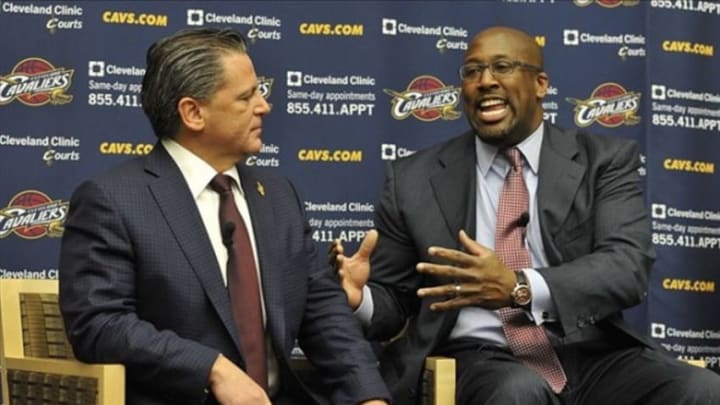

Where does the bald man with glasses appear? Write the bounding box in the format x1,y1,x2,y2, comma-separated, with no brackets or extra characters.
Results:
333,26,720,405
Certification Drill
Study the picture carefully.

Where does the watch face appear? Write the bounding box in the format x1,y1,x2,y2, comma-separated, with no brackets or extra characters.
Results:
513,286,532,306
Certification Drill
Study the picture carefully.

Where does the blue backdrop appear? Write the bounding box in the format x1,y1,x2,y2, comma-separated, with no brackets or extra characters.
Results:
1,0,719,370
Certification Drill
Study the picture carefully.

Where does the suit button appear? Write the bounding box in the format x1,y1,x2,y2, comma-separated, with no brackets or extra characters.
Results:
577,318,587,328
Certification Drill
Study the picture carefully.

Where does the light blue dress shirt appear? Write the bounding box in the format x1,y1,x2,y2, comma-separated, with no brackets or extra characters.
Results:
356,124,559,347
449,124,557,345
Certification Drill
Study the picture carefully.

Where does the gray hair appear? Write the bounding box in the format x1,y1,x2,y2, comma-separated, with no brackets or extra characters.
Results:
141,28,248,139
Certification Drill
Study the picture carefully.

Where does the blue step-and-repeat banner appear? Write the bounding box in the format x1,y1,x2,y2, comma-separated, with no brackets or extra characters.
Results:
1,0,719,370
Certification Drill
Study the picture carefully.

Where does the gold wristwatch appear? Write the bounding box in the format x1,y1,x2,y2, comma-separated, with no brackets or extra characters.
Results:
510,270,532,309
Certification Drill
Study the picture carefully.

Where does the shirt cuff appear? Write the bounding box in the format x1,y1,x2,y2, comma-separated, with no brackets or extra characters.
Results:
524,268,557,325
353,285,374,327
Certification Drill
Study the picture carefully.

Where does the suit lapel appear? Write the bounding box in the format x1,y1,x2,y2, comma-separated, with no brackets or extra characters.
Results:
427,132,477,334
537,124,585,262
429,131,477,243
144,144,242,349
237,166,286,349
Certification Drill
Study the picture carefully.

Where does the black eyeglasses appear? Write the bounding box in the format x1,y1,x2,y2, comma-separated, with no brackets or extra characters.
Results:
459,59,543,81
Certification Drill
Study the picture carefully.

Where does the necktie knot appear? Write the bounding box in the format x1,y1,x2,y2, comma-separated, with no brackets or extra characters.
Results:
502,148,524,172
210,174,233,195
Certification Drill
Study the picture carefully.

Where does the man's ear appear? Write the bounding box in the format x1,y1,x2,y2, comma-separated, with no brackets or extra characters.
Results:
178,97,204,132
536,72,549,98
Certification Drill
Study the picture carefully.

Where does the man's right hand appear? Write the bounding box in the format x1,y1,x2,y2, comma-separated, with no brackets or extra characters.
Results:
329,229,377,310
209,354,271,405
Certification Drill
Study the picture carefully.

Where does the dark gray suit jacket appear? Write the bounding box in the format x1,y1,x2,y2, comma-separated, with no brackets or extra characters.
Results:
59,143,388,404
366,123,656,404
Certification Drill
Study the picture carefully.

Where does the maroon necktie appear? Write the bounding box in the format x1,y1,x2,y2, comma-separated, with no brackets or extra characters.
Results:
495,148,567,393
210,174,268,390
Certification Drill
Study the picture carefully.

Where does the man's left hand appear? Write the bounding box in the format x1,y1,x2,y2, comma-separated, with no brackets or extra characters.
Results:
416,230,516,311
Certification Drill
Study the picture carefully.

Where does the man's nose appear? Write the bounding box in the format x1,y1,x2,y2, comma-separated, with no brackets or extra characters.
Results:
476,68,499,88
256,95,271,114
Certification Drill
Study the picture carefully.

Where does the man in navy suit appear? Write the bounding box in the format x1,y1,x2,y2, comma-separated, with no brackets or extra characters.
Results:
333,26,720,404
59,28,390,405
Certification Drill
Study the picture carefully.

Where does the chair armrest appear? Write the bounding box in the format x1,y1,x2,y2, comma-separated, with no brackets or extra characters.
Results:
423,356,455,405
684,359,706,368
4,356,125,405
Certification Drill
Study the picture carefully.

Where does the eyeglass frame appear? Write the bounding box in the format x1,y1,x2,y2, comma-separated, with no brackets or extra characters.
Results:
458,59,544,81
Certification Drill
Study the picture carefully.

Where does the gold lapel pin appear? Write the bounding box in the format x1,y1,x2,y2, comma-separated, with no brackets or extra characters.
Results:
256,181,265,197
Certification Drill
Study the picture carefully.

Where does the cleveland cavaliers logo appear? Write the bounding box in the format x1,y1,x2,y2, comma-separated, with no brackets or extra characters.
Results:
258,76,273,99
0,190,68,239
0,58,74,106
384,75,461,122
566,82,641,128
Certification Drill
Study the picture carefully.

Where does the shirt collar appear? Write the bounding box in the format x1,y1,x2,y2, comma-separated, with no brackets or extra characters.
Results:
161,138,243,198
474,123,544,177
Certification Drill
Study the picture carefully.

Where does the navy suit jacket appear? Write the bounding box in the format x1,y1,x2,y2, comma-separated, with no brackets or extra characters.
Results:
59,143,388,404
365,123,656,404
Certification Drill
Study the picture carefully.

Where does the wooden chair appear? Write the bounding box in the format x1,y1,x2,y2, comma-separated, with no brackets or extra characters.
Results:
423,356,456,405
0,279,124,405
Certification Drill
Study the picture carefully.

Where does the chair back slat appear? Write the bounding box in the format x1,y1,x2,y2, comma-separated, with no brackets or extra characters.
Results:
8,369,99,405
19,293,75,360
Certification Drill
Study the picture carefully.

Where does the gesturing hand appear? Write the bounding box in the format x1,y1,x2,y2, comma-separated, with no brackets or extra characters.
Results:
328,230,377,310
416,230,516,311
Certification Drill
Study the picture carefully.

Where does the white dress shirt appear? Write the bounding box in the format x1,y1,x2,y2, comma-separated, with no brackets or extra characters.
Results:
162,138,278,393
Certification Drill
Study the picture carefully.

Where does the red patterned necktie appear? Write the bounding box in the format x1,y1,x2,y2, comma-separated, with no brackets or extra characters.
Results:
210,174,268,390
495,148,567,393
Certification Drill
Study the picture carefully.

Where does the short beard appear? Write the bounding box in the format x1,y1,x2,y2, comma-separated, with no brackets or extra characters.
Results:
476,130,508,147
469,118,515,148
